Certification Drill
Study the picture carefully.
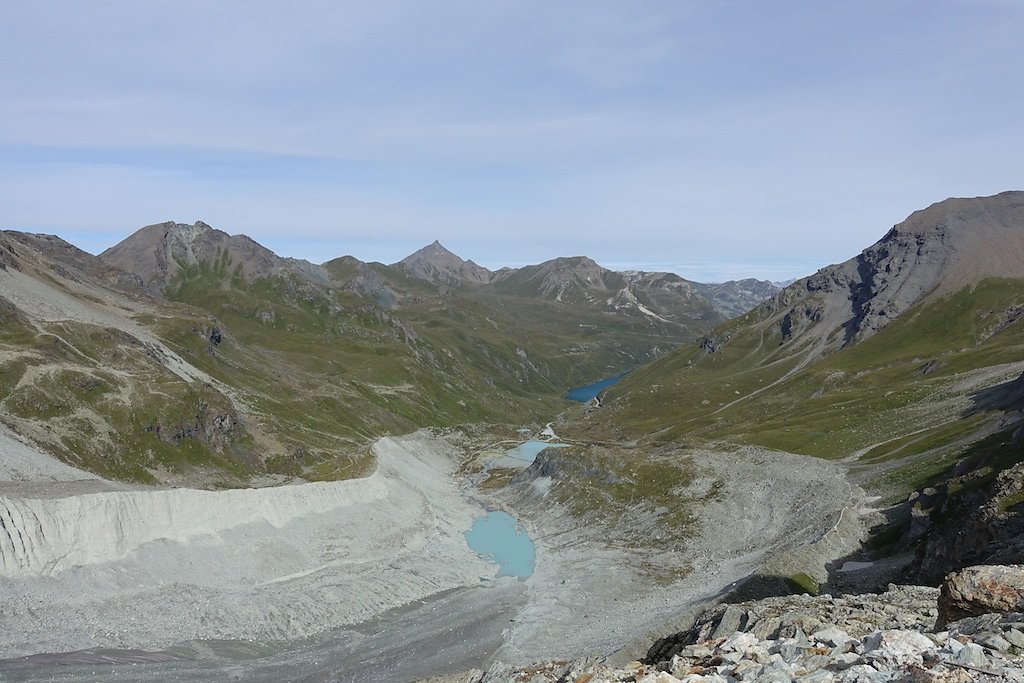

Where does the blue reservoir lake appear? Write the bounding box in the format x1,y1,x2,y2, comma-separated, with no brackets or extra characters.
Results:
565,372,629,402
464,511,536,578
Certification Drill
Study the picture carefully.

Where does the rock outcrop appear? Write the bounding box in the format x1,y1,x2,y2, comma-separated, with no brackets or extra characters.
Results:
799,190,1024,349
645,585,940,663
896,433,1024,585
676,191,1024,364
939,565,1024,625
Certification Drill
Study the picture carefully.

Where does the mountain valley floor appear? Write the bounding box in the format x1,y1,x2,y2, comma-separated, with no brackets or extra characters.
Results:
0,428,864,682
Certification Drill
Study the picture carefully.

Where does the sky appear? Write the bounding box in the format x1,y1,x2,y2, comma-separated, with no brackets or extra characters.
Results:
1,1,1022,282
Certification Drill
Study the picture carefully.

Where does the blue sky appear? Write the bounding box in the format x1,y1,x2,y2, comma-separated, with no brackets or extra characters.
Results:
1,1,1021,282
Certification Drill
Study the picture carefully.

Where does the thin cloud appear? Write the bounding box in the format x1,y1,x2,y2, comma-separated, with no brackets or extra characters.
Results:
1,1,1022,282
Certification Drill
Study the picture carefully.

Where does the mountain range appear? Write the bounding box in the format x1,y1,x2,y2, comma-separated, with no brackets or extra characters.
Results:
2,191,1024,679
3,193,1022,571
0,221,776,484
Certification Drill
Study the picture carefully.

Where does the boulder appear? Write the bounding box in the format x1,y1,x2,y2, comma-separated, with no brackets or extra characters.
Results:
938,564,1024,624
859,629,933,668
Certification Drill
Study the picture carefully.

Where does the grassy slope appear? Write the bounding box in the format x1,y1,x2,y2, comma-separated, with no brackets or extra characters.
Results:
0,241,725,485
585,279,1024,499
162,246,718,423
157,257,569,476
0,313,255,483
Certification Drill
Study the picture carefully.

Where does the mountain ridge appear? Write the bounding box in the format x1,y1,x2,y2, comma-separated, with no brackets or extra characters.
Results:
4,192,1024,681
580,190,1024,588
596,191,1024,439
2,220,769,485
98,223,778,326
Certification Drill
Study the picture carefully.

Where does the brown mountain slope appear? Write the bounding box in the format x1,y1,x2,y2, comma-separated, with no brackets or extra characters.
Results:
775,191,1024,357
393,240,492,285
100,220,329,294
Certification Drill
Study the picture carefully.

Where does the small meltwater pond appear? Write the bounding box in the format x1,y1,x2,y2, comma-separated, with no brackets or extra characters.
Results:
464,511,536,578
503,440,569,464
465,441,561,578
477,440,569,477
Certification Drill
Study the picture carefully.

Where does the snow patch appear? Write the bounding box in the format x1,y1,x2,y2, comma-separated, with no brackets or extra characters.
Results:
608,286,672,323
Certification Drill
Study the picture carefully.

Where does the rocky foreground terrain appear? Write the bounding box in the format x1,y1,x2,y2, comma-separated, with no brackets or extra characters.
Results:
440,566,1024,683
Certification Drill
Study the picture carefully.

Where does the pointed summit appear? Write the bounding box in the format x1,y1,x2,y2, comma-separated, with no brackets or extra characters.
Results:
393,240,492,285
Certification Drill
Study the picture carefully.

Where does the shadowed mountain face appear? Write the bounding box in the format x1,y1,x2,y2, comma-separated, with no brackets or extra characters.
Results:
771,191,1024,355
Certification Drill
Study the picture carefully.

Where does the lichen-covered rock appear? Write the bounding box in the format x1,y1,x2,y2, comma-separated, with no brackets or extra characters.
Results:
858,629,933,668
938,564,1024,624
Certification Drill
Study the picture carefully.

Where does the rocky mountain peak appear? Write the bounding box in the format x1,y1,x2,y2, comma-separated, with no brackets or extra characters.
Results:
404,239,451,257
694,278,780,318
529,256,608,287
491,256,646,314
394,240,492,285
772,191,1024,351
100,220,324,293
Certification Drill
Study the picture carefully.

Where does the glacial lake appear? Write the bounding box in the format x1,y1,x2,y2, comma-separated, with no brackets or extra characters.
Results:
503,440,569,464
464,511,536,578
565,372,629,402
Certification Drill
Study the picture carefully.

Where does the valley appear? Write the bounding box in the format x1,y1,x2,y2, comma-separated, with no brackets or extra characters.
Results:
1,192,1023,681
0,223,773,486
0,428,858,682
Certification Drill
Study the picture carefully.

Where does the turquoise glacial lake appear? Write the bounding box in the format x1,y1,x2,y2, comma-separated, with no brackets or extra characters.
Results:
464,511,536,578
565,372,629,402
503,440,569,464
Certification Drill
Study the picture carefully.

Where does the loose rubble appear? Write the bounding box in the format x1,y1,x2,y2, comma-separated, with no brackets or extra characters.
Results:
473,572,1024,683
